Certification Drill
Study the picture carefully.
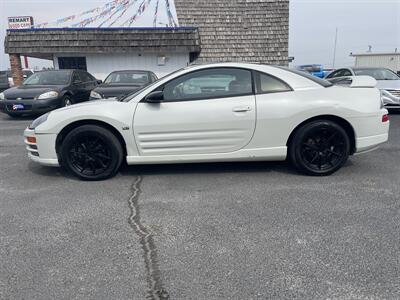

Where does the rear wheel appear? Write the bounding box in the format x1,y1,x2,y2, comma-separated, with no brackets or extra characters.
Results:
289,120,350,176
60,125,123,180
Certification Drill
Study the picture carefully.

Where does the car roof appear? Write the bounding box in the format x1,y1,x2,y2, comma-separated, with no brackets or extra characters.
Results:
109,70,153,73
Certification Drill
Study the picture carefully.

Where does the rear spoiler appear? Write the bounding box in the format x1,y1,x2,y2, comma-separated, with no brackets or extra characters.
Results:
329,76,377,88
349,76,377,88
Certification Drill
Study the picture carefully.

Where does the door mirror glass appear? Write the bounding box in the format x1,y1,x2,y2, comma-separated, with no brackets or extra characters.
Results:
145,90,164,103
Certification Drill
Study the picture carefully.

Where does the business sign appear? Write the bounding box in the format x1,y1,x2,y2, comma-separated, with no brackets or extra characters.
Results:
8,16,34,29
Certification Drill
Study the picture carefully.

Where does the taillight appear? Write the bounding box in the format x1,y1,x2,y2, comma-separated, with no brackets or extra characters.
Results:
26,136,36,143
382,114,389,123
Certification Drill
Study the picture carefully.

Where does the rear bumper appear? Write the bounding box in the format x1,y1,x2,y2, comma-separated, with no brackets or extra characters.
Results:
355,132,389,153
24,128,60,167
0,97,62,116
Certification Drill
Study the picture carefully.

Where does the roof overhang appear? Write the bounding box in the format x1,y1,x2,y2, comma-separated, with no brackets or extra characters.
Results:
5,27,201,59
351,52,400,57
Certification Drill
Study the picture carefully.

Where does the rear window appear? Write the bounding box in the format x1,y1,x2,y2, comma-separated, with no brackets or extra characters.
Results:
277,67,333,87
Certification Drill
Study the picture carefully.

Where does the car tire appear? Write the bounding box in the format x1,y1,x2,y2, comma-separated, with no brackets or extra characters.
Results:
62,95,74,107
60,125,124,180
289,120,350,176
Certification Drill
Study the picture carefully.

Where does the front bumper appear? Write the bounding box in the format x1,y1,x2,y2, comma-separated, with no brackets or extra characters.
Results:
381,90,400,109
24,128,60,167
0,97,62,116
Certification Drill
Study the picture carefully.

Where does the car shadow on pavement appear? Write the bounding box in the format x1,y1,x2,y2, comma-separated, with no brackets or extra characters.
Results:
27,158,354,180
119,160,300,177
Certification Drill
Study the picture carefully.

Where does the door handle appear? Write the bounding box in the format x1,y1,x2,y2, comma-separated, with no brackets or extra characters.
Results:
232,106,251,112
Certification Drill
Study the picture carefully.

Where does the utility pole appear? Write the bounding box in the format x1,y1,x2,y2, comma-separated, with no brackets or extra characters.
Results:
332,27,338,68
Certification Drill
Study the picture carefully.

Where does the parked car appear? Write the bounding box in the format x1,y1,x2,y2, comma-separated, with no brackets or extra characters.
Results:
296,64,325,78
24,63,389,180
325,67,400,109
0,69,99,117
90,70,158,100
0,71,10,92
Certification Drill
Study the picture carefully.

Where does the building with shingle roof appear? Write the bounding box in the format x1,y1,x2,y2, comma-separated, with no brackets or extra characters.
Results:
5,0,289,85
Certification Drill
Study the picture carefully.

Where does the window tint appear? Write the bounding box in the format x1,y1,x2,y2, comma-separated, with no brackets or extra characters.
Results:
326,70,340,78
342,69,352,76
79,71,94,82
256,72,291,93
354,68,400,80
24,71,71,85
104,72,150,84
328,69,351,78
72,72,82,83
163,68,252,101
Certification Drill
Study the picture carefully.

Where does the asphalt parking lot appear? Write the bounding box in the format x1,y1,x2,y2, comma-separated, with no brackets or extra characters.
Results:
0,112,399,300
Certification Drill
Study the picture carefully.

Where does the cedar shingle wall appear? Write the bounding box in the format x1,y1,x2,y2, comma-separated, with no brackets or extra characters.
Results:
5,28,201,55
175,0,289,65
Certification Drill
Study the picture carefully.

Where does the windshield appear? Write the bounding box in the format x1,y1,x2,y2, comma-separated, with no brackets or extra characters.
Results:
120,67,189,102
278,67,333,87
105,72,150,85
354,68,399,80
24,71,71,85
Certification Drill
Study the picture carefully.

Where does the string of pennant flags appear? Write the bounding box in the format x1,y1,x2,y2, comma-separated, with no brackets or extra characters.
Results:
34,0,178,28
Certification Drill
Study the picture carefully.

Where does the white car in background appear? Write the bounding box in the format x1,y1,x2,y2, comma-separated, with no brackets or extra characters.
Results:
24,63,389,180
325,67,400,109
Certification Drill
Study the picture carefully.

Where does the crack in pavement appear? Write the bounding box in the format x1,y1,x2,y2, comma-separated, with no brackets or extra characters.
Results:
128,176,170,300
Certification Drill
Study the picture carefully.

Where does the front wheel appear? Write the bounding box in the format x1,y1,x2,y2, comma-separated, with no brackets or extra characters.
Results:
62,95,73,107
289,120,350,176
60,125,123,180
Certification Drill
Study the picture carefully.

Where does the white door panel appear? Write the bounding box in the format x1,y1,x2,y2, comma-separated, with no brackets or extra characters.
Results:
133,96,256,155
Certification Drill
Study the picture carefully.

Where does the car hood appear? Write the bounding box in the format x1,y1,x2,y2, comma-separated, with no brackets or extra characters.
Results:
3,85,62,99
376,80,400,90
94,84,144,98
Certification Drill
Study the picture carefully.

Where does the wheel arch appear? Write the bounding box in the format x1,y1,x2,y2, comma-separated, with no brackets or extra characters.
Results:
55,119,127,158
286,115,356,154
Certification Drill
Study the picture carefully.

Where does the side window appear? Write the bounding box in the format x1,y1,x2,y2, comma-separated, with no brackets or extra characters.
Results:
163,68,253,101
72,72,82,84
79,71,93,82
256,72,292,94
342,69,352,76
326,70,340,78
328,69,347,78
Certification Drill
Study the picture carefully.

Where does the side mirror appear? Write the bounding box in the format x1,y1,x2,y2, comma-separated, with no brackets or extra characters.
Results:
96,79,102,84
145,90,163,103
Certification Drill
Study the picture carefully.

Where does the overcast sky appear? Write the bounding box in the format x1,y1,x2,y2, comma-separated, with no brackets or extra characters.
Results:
0,0,399,70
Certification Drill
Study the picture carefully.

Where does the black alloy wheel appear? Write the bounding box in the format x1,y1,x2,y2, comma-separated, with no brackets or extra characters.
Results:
289,120,350,176
60,125,123,180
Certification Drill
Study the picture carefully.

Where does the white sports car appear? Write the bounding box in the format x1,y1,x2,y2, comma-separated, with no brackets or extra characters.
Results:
24,63,389,180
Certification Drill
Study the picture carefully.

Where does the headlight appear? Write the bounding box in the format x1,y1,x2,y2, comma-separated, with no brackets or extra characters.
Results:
0,92,4,100
90,90,102,99
37,91,58,100
29,112,50,129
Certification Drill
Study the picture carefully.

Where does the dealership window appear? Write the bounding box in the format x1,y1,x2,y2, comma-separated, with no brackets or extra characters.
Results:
58,57,87,71
163,68,253,101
